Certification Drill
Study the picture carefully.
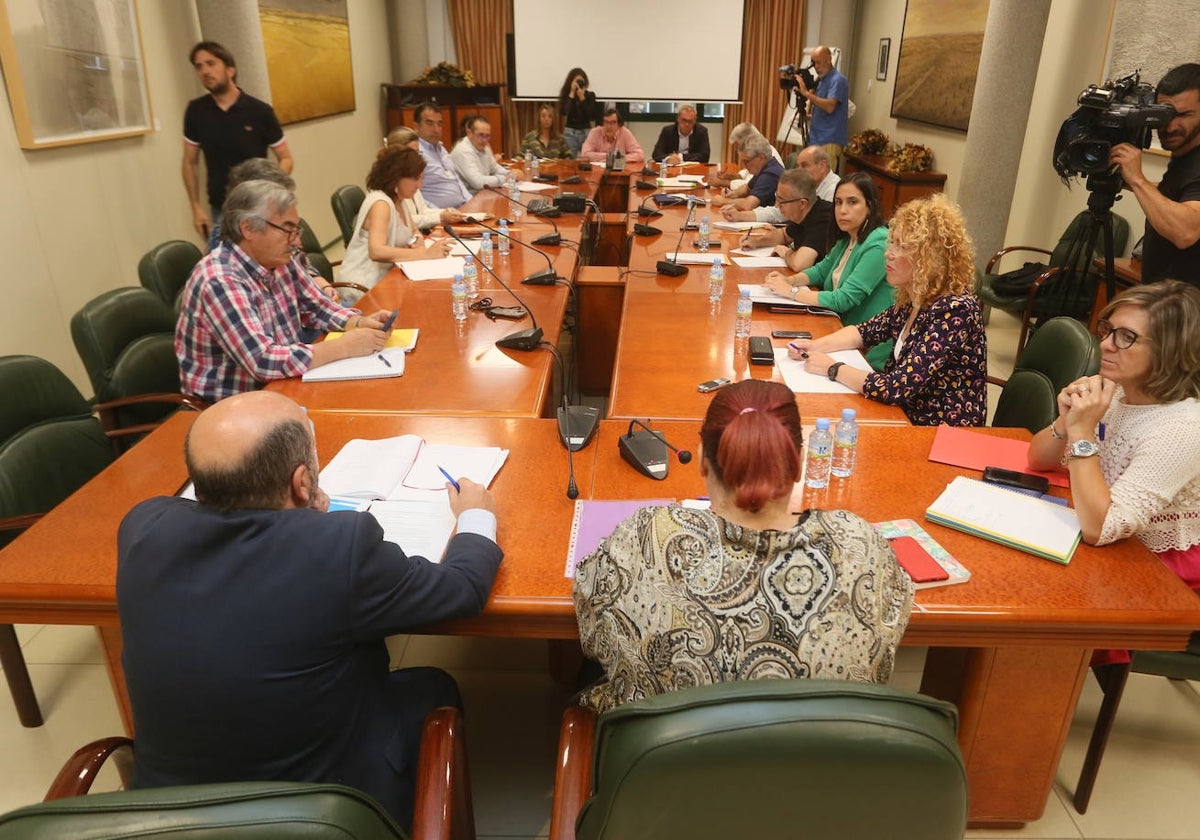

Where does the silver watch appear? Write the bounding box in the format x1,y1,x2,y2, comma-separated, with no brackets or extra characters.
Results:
1068,439,1100,459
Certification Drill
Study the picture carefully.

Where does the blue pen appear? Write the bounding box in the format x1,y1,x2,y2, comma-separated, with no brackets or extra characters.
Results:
437,465,461,492
378,353,392,368
1098,422,1106,441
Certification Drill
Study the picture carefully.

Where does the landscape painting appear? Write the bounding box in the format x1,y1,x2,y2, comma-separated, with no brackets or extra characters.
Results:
890,0,989,131
258,0,354,125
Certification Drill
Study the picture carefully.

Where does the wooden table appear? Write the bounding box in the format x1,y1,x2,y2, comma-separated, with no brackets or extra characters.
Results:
3,415,1197,825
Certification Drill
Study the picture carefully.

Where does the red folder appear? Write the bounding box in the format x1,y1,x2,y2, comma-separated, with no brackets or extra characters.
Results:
927,425,1069,488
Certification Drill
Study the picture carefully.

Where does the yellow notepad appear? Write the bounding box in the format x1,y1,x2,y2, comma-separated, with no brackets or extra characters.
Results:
325,328,419,351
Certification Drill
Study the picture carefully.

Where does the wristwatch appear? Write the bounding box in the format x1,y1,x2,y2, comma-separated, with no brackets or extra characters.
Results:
827,362,845,382
1063,439,1100,463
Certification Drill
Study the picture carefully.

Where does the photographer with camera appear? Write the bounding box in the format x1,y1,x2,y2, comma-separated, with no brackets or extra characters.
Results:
560,68,602,158
794,46,849,174
1109,63,1200,287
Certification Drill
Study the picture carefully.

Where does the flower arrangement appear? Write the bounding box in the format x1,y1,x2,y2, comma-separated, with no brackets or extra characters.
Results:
412,62,476,88
888,143,934,173
846,129,890,156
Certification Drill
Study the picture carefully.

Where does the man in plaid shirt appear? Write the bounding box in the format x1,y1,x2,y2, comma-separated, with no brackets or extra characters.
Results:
177,180,392,402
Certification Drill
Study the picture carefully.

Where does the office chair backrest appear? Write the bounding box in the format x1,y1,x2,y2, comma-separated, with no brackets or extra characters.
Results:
0,781,409,840
138,240,203,311
299,217,325,254
992,369,1058,432
331,185,366,247
1016,315,1100,395
1049,211,1132,271
575,679,967,840
0,355,111,549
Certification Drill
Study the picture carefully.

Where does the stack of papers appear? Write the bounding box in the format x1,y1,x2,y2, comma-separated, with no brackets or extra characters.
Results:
735,284,838,314
667,252,728,265
302,348,405,381
397,256,466,281
731,255,787,268
325,329,419,352
773,348,870,394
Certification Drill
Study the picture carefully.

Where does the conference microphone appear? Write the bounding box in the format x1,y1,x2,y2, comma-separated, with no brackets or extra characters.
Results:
472,218,565,286
558,397,599,500
443,225,544,351
634,179,657,190
634,192,663,235
656,199,697,277
486,186,563,247
636,194,663,218
619,419,692,480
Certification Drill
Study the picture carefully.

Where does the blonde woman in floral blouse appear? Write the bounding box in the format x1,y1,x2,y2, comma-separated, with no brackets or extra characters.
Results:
520,104,572,160
572,380,913,714
787,193,987,425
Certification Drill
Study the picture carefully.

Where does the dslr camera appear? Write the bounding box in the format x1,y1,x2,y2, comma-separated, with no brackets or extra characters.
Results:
779,62,819,93
1053,70,1175,181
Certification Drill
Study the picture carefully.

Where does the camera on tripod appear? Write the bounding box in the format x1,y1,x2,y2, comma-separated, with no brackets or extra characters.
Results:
1053,70,1175,182
779,62,819,93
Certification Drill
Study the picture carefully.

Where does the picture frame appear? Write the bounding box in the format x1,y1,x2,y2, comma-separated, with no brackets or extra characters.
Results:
0,0,154,150
890,0,990,132
877,38,890,82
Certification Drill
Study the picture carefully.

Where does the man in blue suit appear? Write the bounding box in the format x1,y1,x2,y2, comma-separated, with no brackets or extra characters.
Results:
117,390,502,830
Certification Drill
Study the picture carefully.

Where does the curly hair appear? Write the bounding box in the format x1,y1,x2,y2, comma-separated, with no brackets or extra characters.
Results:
1101,279,1200,402
365,147,425,194
887,194,976,308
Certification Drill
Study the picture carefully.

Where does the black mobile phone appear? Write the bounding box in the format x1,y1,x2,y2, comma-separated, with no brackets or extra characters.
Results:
487,306,527,320
697,377,731,393
771,330,812,339
749,336,774,366
982,466,1050,495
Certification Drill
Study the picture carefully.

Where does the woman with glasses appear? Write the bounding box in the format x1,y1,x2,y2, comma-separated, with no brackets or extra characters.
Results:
339,147,454,292
786,193,987,426
1027,281,1200,574
764,173,893,369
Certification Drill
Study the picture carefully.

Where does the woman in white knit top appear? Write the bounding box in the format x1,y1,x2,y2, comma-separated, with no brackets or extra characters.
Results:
1028,280,1200,666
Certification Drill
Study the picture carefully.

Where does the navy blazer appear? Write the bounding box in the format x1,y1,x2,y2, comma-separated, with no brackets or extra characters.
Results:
651,123,711,163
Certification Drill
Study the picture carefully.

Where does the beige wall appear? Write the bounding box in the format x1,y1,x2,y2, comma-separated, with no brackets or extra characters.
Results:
0,1,394,391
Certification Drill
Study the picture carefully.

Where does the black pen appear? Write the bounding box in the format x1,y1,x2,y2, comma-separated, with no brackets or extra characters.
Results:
381,309,399,331
378,353,392,368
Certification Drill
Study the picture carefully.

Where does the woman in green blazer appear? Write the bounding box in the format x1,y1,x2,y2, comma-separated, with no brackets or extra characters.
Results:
764,172,893,369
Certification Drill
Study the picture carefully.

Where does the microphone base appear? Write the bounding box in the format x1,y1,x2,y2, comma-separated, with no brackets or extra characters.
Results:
495,327,544,351
558,405,600,452
619,432,670,480
521,269,563,286
656,260,688,277
533,207,563,218
637,207,663,218
635,180,657,190
532,232,562,246
633,224,662,237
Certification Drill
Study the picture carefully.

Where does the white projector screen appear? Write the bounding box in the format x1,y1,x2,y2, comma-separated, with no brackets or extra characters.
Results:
511,0,746,102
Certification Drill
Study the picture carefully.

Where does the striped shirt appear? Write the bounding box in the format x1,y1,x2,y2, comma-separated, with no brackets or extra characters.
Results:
176,241,357,402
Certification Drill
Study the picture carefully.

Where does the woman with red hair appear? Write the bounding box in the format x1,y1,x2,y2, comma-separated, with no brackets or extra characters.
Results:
572,380,913,713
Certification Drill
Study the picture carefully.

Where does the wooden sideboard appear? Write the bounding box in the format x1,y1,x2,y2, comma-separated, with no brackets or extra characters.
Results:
382,83,505,154
843,153,947,219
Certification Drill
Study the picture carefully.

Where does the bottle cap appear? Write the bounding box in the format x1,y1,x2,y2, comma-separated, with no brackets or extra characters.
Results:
464,254,474,263
815,418,830,430
841,408,856,421
713,258,722,266
739,288,750,297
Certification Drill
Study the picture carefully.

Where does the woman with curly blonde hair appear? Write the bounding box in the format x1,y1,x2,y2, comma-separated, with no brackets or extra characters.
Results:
788,193,987,425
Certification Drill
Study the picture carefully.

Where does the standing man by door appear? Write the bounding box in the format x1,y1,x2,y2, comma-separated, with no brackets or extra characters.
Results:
796,45,849,175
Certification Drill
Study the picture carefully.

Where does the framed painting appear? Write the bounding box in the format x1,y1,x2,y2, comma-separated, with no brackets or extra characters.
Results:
890,0,990,132
259,0,355,125
0,0,153,149
877,38,890,81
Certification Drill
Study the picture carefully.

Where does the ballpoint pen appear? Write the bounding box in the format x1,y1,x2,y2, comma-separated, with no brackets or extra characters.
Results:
787,342,808,359
437,465,461,492
378,353,391,367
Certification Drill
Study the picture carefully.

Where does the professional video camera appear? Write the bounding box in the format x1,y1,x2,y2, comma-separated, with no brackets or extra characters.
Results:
1053,70,1175,182
779,62,819,93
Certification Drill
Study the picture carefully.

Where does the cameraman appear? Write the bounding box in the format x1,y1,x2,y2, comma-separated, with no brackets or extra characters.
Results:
796,46,849,174
1110,63,1200,286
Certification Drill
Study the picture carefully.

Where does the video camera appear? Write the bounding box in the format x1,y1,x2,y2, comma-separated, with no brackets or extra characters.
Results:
1053,70,1175,182
779,62,819,93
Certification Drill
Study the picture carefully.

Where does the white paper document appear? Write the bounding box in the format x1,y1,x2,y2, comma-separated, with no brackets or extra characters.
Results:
656,177,702,189
319,435,508,500
447,239,481,256
732,256,788,268
301,347,405,382
516,181,557,192
735,284,839,315
731,245,777,258
714,221,767,232
774,347,871,394
367,497,457,563
397,256,466,281
668,252,729,265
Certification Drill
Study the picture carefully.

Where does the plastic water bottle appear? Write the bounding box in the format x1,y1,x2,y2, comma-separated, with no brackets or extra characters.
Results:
531,157,540,179
659,158,668,182
708,258,725,302
451,274,467,321
480,232,494,268
734,288,752,339
507,175,522,224
698,216,711,252
524,150,534,172
805,418,833,489
462,254,479,299
498,219,511,256
831,408,859,478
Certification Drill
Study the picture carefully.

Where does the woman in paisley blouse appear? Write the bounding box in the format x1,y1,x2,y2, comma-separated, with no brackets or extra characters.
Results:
572,380,913,714
787,193,987,425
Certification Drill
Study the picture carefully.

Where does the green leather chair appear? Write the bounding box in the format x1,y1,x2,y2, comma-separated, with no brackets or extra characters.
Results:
0,708,475,839
331,185,366,247
992,316,1100,432
137,240,202,312
0,355,114,727
70,288,205,450
550,679,967,840
1074,634,1200,814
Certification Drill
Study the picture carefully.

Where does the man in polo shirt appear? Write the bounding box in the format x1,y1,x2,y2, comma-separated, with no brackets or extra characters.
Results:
413,102,473,209
182,41,293,250
710,135,784,213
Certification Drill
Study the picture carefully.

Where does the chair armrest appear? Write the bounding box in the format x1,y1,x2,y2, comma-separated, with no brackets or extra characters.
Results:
93,394,208,416
331,281,370,294
985,245,1053,275
549,705,597,840
986,375,1009,388
44,737,134,800
0,513,43,534
412,706,475,840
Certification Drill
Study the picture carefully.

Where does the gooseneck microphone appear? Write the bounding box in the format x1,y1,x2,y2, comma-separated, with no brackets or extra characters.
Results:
637,194,663,218
618,419,692,480
443,225,544,351
486,186,563,246
473,218,565,287
656,200,698,277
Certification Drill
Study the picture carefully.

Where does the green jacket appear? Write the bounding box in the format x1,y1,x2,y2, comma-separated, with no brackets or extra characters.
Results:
809,225,894,369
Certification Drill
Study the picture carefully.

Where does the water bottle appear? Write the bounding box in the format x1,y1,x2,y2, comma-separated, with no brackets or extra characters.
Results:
698,216,711,252
480,232,494,268
451,274,467,321
659,158,668,182
734,288,752,339
531,157,541,179
831,408,859,478
498,219,511,256
805,418,833,489
462,254,479,299
507,179,522,225
524,150,533,172
708,258,725,302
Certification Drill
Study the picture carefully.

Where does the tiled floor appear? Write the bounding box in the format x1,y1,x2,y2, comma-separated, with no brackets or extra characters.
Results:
4,310,1199,839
